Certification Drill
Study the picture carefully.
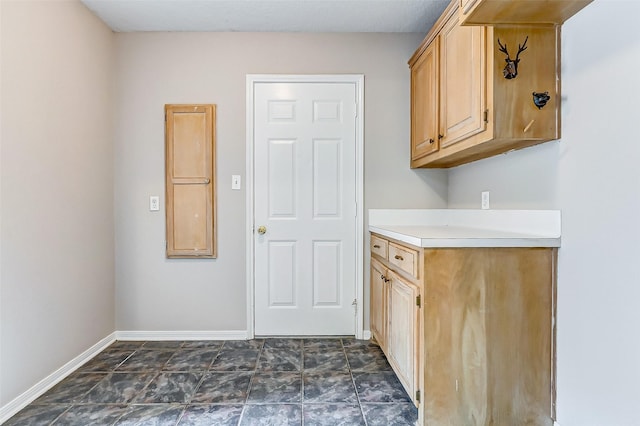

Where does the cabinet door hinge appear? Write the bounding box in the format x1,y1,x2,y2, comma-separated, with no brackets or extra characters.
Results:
416,294,421,308
484,109,489,123
415,389,421,402
352,298,358,315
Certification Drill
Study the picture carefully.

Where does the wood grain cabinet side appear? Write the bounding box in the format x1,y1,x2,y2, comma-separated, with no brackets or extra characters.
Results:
409,1,560,168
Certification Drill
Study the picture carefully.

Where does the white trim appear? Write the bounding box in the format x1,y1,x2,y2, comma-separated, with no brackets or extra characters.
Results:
245,74,365,339
0,333,116,424
115,330,250,341
362,330,372,340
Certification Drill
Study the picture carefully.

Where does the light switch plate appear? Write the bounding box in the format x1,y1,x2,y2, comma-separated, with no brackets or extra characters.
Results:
481,191,490,210
232,175,241,190
150,196,160,211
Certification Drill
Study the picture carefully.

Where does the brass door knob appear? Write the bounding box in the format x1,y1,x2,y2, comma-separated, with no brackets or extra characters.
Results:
257,225,267,235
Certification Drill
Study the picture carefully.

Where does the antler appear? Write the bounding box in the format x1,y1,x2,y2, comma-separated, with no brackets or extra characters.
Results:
497,38,510,57
515,36,529,61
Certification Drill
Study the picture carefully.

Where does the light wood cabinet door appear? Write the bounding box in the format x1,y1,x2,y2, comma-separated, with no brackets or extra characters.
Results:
387,271,420,404
370,257,388,351
411,40,439,161
165,104,217,258
439,13,486,147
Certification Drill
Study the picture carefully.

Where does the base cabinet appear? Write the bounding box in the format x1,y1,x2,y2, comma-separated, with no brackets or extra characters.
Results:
370,233,557,425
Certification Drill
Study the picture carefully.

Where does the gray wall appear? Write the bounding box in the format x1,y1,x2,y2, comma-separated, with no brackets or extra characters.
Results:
447,2,640,425
0,0,115,406
113,32,448,332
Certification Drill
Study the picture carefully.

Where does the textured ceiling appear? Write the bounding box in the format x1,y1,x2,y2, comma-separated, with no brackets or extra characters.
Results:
81,0,450,33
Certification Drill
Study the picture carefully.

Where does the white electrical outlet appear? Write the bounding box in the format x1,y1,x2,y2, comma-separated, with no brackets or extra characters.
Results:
481,191,490,210
149,196,160,211
232,175,241,190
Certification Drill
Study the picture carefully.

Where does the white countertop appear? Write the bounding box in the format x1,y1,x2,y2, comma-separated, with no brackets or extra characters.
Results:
369,209,561,248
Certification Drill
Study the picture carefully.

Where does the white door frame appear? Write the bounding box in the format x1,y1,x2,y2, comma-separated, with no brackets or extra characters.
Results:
245,74,365,339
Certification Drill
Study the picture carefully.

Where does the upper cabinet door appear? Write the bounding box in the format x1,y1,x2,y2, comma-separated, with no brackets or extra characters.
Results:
165,104,217,258
439,14,486,148
411,40,440,161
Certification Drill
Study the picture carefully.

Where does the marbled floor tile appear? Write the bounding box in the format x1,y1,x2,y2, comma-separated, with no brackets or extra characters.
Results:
263,338,302,350
345,348,392,372
247,372,301,403
115,349,175,372
107,341,146,350
33,372,106,404
190,372,252,403
341,338,381,350
177,404,243,426
210,349,260,371
3,404,69,426
303,372,357,403
133,372,202,404
81,372,156,404
257,347,302,371
79,349,135,372
303,350,348,372
303,403,365,426
360,403,418,426
352,372,411,403
222,340,264,350
114,404,184,426
142,341,184,349
239,404,301,426
163,349,218,371
51,404,128,425
302,339,343,351
181,340,224,350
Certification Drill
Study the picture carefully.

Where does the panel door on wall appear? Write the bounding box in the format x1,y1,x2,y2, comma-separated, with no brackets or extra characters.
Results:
165,104,216,258
253,81,358,335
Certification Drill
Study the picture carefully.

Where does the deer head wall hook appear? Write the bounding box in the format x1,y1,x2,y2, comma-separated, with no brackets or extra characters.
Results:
497,36,528,79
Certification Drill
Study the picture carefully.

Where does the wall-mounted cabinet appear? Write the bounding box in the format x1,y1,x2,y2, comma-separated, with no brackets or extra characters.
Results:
409,2,560,168
460,0,593,26
165,104,217,258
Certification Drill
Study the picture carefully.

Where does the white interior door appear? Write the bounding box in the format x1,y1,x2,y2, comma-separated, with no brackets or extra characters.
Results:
253,81,358,336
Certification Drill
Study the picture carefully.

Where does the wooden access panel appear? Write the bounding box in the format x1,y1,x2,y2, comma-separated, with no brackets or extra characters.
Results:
165,104,216,258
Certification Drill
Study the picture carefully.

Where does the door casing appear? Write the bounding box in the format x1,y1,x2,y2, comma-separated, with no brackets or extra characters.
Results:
245,74,365,339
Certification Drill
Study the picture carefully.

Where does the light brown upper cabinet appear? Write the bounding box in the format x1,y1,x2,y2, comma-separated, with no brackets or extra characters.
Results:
165,104,217,258
409,1,560,168
460,0,593,26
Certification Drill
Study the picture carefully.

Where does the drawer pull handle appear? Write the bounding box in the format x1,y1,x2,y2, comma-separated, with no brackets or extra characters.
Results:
373,244,381,249
394,255,404,261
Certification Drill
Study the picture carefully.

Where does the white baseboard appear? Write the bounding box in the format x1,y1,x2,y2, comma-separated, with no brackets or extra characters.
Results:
0,332,116,424
116,330,250,341
362,330,372,340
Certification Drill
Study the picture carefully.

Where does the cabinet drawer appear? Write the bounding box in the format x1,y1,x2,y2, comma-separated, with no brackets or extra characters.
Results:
388,243,419,279
371,235,388,259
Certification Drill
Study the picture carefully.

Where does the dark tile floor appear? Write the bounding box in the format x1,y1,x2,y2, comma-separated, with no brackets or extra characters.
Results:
5,338,418,425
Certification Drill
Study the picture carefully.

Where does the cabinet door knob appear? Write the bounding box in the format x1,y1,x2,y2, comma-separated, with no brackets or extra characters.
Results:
438,134,444,140
428,138,434,144
394,255,404,261
373,244,380,249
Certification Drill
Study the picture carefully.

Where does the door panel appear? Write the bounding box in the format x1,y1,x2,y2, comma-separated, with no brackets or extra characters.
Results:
254,82,357,336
